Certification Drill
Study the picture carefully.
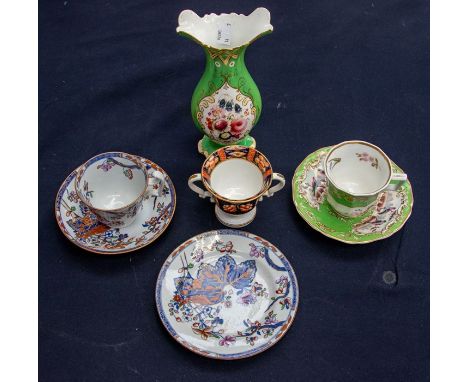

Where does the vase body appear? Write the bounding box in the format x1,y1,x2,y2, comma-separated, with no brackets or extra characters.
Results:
177,8,273,156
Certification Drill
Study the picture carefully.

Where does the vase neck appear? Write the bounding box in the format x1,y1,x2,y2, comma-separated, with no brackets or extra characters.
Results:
203,46,247,72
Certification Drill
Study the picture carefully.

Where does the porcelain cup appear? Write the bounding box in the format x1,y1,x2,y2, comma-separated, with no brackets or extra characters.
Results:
188,145,285,227
324,140,407,218
75,152,164,228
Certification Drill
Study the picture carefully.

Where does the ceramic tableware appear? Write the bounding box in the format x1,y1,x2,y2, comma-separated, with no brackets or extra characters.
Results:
325,140,407,218
55,154,176,254
292,146,413,244
177,8,273,156
75,152,164,228
155,229,298,360
188,145,285,228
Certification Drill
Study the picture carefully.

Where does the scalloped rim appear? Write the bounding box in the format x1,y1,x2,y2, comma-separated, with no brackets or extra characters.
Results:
292,147,414,244
177,8,273,50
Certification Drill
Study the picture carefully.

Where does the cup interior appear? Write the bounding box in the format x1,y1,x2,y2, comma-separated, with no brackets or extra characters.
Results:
326,141,391,195
201,146,272,201
76,153,147,210
210,159,263,200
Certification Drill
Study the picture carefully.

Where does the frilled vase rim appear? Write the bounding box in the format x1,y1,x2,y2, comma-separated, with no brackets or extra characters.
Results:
177,8,273,50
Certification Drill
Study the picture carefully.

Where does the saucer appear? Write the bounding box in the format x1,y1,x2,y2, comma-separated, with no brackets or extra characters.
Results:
155,230,299,360
292,147,413,244
55,155,176,255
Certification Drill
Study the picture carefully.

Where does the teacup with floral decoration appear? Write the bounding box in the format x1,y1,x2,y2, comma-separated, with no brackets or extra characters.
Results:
325,140,407,218
75,152,164,228
188,146,285,227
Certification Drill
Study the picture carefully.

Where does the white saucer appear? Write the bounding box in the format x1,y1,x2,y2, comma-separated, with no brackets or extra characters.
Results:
155,230,298,359
55,155,176,255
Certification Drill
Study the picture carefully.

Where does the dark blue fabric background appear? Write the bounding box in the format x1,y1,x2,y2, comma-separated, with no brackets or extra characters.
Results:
39,0,429,381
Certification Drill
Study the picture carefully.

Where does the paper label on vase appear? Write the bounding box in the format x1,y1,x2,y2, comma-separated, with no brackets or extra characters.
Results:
216,22,232,46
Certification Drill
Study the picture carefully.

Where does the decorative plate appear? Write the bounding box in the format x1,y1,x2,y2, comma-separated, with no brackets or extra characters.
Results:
155,230,299,360
292,147,413,244
55,155,176,254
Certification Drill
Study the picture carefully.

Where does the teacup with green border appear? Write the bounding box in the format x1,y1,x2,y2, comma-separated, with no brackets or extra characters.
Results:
324,140,407,218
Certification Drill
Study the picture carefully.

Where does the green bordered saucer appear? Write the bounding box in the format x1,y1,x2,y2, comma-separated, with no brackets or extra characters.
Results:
292,147,413,244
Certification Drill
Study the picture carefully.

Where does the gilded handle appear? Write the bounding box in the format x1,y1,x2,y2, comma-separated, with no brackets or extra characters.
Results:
146,169,165,197
386,172,408,191
188,174,214,202
265,173,286,198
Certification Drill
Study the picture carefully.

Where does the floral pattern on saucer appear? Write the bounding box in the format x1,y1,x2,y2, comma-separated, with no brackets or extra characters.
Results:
155,230,298,359
55,156,176,254
293,147,413,244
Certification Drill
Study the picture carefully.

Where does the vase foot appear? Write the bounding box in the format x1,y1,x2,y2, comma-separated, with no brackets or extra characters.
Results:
215,205,257,228
198,135,256,157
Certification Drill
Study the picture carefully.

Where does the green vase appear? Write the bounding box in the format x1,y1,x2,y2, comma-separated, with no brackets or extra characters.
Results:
177,8,273,156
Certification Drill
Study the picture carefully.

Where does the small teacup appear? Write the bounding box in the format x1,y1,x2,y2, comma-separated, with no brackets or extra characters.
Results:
324,140,407,218
75,152,163,228
188,146,285,227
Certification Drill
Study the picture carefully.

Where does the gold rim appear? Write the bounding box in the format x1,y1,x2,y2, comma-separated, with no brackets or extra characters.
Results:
200,145,274,203
292,148,414,245
55,156,176,255
154,229,299,360
74,151,150,213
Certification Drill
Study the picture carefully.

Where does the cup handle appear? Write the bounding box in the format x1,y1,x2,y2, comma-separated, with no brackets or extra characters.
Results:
146,169,166,197
386,172,408,191
188,174,214,202
265,173,286,198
